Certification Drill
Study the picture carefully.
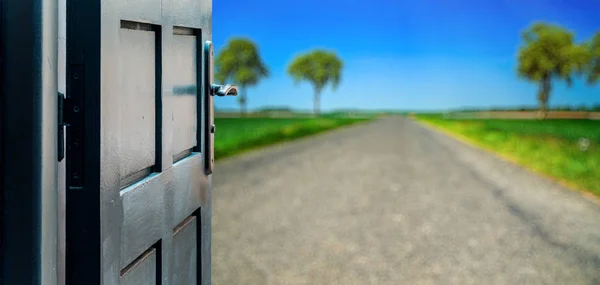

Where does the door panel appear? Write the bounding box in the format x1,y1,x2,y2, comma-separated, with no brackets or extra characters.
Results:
172,216,198,285
171,32,198,158
172,156,205,228
119,0,162,23
120,248,158,285
120,175,166,269
65,0,212,283
118,25,157,183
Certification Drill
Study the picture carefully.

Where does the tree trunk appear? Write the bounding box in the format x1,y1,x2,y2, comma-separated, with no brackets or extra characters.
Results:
313,89,321,117
240,97,247,117
238,86,247,117
537,76,551,119
538,97,548,119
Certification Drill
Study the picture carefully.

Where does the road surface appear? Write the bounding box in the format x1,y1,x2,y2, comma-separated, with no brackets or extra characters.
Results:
211,116,600,285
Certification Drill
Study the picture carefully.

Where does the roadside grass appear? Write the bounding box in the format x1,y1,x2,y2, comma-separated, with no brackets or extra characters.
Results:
214,117,372,160
414,114,600,198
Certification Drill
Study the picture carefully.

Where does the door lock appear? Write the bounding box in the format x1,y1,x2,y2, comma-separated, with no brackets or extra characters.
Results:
203,41,238,175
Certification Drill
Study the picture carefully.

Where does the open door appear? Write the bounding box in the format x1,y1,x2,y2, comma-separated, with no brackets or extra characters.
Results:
65,0,235,284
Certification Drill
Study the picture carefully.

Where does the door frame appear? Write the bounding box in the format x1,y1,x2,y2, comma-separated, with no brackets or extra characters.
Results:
0,0,60,284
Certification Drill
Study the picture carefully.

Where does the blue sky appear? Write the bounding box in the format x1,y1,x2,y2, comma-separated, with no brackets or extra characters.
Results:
212,0,600,111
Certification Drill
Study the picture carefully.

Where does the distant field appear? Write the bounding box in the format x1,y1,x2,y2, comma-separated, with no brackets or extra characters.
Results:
214,117,372,160
215,111,381,119
414,114,600,198
443,110,600,120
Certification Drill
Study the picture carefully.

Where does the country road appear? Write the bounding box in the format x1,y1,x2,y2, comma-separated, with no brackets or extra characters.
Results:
211,116,600,285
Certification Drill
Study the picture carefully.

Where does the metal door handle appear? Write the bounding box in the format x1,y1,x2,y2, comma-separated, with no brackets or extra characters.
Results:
203,41,238,175
211,84,238,97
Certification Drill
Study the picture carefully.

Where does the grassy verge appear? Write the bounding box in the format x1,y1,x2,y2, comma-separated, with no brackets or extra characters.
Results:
413,114,600,198
214,117,373,160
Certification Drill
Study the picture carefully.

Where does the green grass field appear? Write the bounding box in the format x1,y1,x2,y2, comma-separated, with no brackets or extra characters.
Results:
214,117,372,160
414,114,600,198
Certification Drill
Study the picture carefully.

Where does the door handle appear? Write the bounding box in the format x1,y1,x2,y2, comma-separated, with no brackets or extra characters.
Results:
211,84,238,97
203,41,238,175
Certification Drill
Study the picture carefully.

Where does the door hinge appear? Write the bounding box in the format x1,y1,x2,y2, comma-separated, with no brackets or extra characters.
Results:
58,92,74,162
65,63,84,190
58,92,65,162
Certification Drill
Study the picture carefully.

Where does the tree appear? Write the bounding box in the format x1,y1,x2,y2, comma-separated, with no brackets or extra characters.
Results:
215,38,269,116
517,22,589,119
287,50,343,116
584,32,600,85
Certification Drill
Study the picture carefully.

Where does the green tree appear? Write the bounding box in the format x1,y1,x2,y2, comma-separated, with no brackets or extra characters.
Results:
287,50,343,116
583,32,600,85
517,22,588,118
215,38,269,116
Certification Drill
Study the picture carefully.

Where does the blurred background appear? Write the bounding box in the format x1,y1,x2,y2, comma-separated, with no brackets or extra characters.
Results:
209,1,600,284
212,0,600,114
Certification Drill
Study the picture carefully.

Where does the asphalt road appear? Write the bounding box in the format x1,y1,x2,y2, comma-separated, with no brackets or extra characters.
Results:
211,116,600,285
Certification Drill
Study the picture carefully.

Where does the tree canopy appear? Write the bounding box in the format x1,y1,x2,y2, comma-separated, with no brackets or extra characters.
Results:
215,38,269,115
287,50,343,115
516,22,589,117
584,32,600,85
